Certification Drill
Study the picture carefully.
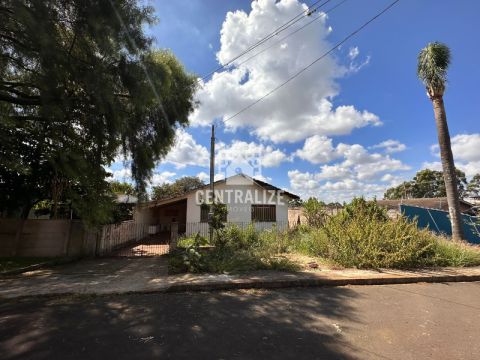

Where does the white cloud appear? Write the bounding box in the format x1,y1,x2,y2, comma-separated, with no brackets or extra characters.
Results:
163,129,209,169
190,0,381,143
450,134,480,162
423,160,480,178
111,168,132,181
317,164,352,180
371,139,406,153
196,171,210,182
422,161,442,172
429,133,480,177
295,135,340,164
345,46,370,74
288,170,320,190
150,171,176,186
381,174,403,185
348,46,359,60
354,156,409,181
216,140,288,168
288,139,410,202
288,168,391,202
296,137,409,178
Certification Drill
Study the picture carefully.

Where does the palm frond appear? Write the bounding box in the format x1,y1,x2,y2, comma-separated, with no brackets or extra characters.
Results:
417,42,451,96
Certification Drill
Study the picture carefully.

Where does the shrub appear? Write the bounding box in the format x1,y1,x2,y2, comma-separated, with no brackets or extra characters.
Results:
180,233,208,273
288,226,329,257
303,197,327,227
322,214,438,268
341,197,388,222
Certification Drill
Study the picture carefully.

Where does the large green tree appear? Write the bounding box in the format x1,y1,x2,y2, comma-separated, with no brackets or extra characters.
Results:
467,174,480,197
110,181,136,196
152,176,205,201
384,168,467,200
417,42,464,240
0,0,197,223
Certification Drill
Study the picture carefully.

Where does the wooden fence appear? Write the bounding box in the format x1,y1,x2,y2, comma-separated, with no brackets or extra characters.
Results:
96,220,149,256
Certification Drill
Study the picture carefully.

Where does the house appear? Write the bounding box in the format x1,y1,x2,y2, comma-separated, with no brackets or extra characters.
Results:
376,197,476,218
134,174,299,236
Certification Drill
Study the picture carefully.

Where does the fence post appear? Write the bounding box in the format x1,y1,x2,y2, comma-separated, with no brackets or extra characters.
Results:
170,222,178,250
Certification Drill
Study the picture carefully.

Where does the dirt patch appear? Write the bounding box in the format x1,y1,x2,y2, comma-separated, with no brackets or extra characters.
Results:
279,253,344,272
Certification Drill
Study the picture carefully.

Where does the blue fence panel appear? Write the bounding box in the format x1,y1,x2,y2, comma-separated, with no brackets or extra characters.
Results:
400,205,480,244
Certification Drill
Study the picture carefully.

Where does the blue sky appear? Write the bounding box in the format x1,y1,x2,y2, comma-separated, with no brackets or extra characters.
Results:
110,0,480,201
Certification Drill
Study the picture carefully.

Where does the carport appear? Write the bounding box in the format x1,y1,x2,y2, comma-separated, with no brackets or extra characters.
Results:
134,197,188,235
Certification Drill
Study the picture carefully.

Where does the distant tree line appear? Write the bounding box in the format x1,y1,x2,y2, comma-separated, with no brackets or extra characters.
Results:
384,168,480,200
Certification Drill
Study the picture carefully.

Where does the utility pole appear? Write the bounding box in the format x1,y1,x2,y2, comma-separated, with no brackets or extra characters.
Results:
209,124,215,243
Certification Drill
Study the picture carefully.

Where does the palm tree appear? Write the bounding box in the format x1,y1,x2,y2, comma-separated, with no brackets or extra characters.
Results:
417,42,464,241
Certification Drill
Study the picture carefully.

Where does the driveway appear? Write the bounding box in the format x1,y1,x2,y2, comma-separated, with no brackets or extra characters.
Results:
1,282,479,359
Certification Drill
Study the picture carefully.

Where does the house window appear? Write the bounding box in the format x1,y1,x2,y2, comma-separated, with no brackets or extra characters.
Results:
200,206,209,223
251,205,276,222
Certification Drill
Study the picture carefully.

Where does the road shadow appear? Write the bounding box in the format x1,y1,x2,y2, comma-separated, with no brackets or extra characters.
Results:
0,287,364,359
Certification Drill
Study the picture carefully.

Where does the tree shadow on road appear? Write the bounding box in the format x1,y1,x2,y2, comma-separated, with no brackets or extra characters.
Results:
0,287,366,359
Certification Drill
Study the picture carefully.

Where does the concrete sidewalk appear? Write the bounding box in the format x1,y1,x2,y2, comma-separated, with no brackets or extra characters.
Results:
1,258,480,299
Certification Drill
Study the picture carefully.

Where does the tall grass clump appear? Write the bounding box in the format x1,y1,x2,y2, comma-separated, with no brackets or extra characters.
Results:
430,238,480,267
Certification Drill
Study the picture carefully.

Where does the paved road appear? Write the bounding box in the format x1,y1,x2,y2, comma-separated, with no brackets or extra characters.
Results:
1,282,479,359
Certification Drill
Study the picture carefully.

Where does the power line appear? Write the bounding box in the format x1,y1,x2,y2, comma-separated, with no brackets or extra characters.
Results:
223,0,401,124
201,0,333,81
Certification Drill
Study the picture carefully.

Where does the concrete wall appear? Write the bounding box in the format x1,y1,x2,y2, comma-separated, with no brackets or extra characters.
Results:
288,208,307,225
133,206,155,224
0,219,97,257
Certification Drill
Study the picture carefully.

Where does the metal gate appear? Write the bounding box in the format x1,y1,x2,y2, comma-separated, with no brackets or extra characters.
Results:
96,221,173,257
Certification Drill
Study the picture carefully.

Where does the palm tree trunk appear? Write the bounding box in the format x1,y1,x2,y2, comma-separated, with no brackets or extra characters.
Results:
431,96,465,241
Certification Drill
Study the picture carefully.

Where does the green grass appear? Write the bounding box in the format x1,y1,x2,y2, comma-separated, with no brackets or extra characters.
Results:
430,239,480,267
0,257,53,273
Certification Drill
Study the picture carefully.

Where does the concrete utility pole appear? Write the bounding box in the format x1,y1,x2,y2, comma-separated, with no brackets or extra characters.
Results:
209,124,215,243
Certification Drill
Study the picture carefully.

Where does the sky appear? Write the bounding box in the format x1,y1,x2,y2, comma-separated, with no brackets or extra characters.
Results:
109,0,480,202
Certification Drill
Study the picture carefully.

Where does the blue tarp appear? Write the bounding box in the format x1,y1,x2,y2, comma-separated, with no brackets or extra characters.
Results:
400,205,480,244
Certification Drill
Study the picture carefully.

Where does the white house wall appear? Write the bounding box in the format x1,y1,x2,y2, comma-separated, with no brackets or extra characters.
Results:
185,180,291,235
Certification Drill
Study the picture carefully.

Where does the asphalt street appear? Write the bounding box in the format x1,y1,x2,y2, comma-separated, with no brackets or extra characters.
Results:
1,282,479,359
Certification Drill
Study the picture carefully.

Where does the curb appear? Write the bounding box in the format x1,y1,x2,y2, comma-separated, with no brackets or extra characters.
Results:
2,272,479,300
161,273,480,293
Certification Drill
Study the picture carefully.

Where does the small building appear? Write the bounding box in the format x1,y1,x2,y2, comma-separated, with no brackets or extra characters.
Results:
134,174,300,236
